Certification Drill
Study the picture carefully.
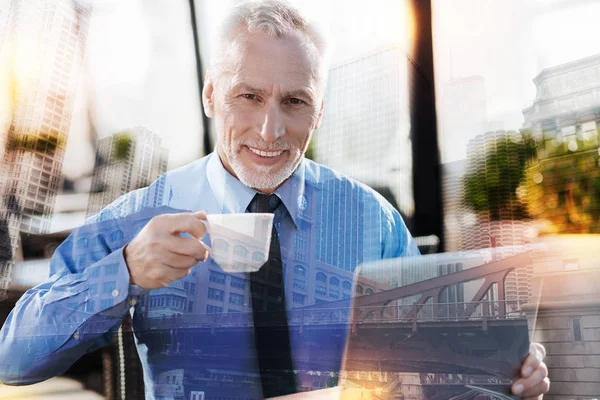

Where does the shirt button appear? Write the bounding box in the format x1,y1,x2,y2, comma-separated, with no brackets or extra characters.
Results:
129,298,137,306
111,289,119,297
73,332,80,340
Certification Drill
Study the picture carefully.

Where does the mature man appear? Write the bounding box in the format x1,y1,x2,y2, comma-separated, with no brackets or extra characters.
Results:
0,1,549,399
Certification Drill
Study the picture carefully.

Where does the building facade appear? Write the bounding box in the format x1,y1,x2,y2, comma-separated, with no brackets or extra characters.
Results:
86,126,168,217
463,130,533,302
523,53,600,234
314,44,414,218
0,0,92,299
526,235,600,399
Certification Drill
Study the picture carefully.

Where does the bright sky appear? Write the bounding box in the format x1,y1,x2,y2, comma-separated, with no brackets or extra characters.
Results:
42,0,600,174
433,0,600,163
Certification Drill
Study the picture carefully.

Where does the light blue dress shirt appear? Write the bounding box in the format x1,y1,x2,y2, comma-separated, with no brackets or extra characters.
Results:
0,152,419,399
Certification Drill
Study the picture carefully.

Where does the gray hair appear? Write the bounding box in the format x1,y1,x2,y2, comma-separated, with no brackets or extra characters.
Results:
208,0,330,88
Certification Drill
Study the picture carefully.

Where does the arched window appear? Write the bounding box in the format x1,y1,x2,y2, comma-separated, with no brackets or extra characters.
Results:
252,251,265,262
316,272,327,283
342,281,352,291
234,245,248,258
355,285,363,294
294,265,306,277
365,288,374,295
213,239,229,252
329,277,340,286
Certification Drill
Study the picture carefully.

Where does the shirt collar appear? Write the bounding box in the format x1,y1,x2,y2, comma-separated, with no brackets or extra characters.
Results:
206,151,305,228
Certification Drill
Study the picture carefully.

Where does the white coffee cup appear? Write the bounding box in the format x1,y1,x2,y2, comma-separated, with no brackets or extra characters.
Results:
199,213,274,273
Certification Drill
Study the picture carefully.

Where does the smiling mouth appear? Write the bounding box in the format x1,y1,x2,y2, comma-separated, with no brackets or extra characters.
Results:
247,146,285,158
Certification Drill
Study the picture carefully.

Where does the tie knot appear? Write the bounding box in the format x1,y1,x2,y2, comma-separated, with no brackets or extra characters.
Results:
248,193,281,214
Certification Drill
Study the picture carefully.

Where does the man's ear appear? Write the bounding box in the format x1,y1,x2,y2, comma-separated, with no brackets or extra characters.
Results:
314,100,325,129
202,77,215,118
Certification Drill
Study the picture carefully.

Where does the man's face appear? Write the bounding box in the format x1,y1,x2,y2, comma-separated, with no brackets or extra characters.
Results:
203,31,324,192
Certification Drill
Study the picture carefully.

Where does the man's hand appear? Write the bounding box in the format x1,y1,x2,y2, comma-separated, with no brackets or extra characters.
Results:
124,212,209,289
512,342,550,399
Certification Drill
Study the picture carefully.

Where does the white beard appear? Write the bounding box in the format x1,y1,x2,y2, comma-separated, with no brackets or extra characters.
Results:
225,141,302,190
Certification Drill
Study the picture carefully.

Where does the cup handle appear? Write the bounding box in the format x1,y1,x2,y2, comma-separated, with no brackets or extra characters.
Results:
198,219,212,252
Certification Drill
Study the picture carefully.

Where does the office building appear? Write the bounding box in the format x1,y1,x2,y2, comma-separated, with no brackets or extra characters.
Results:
0,0,92,298
314,44,414,217
86,126,169,217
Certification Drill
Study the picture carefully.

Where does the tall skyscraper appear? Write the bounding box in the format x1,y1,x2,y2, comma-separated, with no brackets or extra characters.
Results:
438,76,487,163
86,126,169,217
314,44,414,217
441,159,468,252
0,0,92,299
463,131,532,302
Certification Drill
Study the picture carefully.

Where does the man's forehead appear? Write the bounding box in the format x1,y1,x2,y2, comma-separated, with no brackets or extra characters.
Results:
220,31,321,91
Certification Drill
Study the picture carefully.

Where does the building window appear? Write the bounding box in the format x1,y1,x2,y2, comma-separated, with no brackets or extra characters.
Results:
206,304,223,314
294,233,306,249
105,263,119,276
572,318,583,342
209,270,226,284
294,265,306,278
213,239,228,252
91,251,104,262
189,282,196,295
102,281,116,294
252,251,265,262
294,252,306,262
77,237,88,249
293,278,306,290
234,245,248,258
316,272,327,283
230,277,246,289
355,285,363,294
208,288,224,302
365,288,374,296
315,285,326,296
329,290,339,299
293,292,306,305
110,230,124,242
229,293,244,305
329,277,340,286
342,281,351,291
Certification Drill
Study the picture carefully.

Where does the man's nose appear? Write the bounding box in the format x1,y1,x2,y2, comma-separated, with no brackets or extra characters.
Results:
259,103,285,143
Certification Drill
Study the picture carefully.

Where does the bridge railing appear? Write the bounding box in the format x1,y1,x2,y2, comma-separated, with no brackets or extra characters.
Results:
136,299,530,330
352,299,530,324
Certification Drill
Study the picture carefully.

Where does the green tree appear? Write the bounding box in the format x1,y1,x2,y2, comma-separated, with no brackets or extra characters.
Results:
462,132,536,221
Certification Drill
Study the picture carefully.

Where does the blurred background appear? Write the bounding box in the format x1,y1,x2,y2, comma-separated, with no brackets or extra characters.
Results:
1,0,599,399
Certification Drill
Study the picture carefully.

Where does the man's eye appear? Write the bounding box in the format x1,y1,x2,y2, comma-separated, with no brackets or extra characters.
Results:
288,98,304,105
242,94,256,100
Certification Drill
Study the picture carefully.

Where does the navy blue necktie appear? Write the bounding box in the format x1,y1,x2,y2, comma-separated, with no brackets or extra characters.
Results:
247,193,297,398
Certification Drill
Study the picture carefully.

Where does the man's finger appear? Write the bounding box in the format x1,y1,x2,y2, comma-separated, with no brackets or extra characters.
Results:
512,362,548,396
522,377,550,399
163,212,207,239
521,343,545,378
164,236,209,261
163,251,202,269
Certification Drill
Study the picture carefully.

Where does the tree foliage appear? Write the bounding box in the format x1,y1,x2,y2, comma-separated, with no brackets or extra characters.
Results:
462,132,536,221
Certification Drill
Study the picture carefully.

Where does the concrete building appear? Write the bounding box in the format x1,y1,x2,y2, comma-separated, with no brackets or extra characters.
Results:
525,235,600,399
523,54,600,234
441,159,468,252
86,126,168,217
0,0,92,299
314,44,414,218
463,131,533,302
